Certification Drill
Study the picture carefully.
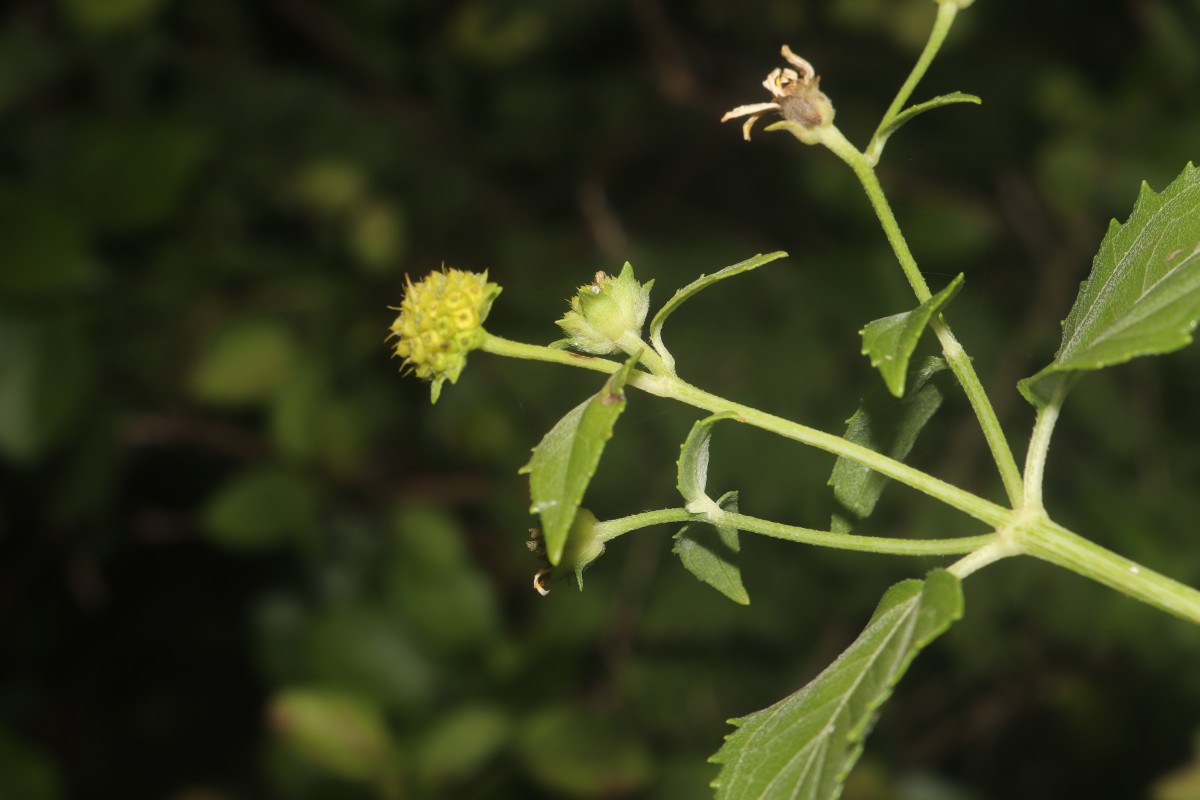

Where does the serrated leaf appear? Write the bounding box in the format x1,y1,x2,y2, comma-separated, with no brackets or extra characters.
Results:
520,352,639,566
830,358,949,533
1020,163,1200,407
676,411,739,506
861,274,962,397
649,252,787,373
674,490,749,605
710,570,963,800
872,93,981,157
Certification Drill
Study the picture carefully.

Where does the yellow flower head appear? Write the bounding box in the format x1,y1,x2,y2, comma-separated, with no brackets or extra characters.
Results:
388,267,501,403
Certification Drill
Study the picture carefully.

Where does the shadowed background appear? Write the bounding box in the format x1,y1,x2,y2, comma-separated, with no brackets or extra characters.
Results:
1,0,1199,798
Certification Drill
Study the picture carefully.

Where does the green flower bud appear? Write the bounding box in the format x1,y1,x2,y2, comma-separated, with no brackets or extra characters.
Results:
554,263,654,355
388,267,501,403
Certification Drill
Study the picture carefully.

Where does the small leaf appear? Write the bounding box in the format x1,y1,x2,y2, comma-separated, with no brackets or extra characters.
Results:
268,688,392,783
674,490,750,605
880,93,980,142
711,570,964,800
676,411,739,506
189,320,298,406
1019,163,1200,407
520,352,639,565
649,252,787,373
201,467,317,551
830,358,949,533
861,274,962,397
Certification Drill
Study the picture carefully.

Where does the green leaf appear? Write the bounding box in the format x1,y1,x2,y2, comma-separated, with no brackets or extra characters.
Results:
648,251,787,373
878,92,979,148
830,358,950,533
417,705,510,787
676,411,739,506
861,274,962,397
674,490,750,605
711,570,964,800
268,688,393,783
189,320,298,406
0,312,93,463
520,352,639,565
201,466,317,551
516,705,653,797
1020,163,1200,407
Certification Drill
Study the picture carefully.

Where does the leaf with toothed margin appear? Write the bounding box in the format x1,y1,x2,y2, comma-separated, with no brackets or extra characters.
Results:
710,570,963,800
674,491,749,605
1020,163,1200,408
860,274,962,397
520,352,640,566
829,358,950,533
674,414,749,604
649,252,787,374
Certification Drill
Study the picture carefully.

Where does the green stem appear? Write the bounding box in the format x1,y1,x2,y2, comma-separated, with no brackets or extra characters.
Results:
1021,381,1074,511
594,506,996,557
867,1,959,163
595,508,696,541
819,127,1025,508
482,332,1011,528
1015,516,1200,625
717,509,995,556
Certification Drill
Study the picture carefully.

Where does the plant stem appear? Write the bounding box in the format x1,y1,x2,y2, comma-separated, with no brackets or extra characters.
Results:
595,508,696,541
1021,385,1068,511
867,1,959,163
1015,517,1200,625
717,509,996,556
482,333,1011,528
819,127,1025,508
594,506,997,557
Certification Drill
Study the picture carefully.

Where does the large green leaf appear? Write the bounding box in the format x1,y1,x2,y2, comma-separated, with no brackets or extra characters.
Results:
1020,163,1200,407
648,252,787,373
829,358,949,533
711,570,963,800
520,353,639,565
861,274,962,397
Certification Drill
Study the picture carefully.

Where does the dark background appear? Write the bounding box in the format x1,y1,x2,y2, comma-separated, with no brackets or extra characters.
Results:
1,0,1199,798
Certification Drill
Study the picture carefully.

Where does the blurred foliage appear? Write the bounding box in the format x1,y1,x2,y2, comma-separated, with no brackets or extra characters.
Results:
0,0,1198,798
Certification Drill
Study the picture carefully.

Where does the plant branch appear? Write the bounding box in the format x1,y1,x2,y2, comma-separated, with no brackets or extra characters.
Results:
867,1,960,162
818,127,1025,508
482,333,1012,528
1022,384,1068,511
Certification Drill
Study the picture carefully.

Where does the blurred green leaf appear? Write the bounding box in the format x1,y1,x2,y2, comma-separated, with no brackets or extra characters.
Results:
1152,731,1200,800
304,604,436,710
417,705,510,787
201,466,316,551
268,688,393,783
58,0,165,34
1020,163,1200,407
517,706,653,797
520,352,638,566
189,320,297,406
59,119,208,232
711,570,964,800
292,159,368,216
0,197,95,294
348,200,406,275
0,724,61,800
0,312,92,462
830,358,949,532
861,274,961,397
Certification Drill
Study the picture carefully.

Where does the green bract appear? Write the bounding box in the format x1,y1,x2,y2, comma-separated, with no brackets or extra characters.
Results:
554,263,653,355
